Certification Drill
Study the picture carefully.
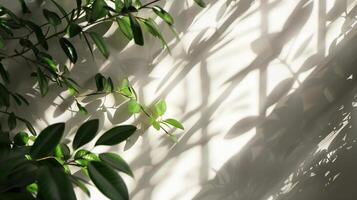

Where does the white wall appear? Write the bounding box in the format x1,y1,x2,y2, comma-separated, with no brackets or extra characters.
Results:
4,0,357,199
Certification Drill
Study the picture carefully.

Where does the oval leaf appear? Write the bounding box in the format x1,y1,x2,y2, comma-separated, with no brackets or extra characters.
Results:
99,152,133,177
89,32,109,59
30,123,65,159
59,38,77,63
129,13,144,46
95,125,136,146
73,119,99,150
163,118,184,130
88,161,129,200
117,16,133,40
152,6,174,26
37,166,76,200
67,23,82,38
43,9,61,26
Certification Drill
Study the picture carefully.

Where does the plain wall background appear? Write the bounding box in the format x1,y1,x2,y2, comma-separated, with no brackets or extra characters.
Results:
2,0,357,199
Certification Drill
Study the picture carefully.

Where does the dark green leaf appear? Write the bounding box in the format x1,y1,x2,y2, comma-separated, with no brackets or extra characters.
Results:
163,118,184,130
95,73,106,91
30,123,65,159
15,93,29,106
0,63,10,83
37,166,76,200
13,132,29,146
99,152,133,177
18,0,31,14
0,35,5,49
67,23,82,38
76,0,82,18
0,83,10,107
59,38,78,63
37,68,48,97
194,0,207,7
117,16,133,40
91,0,107,22
24,120,36,136
76,102,88,115
43,9,61,26
129,13,144,46
8,112,16,130
152,6,174,26
124,0,132,8
115,0,124,12
49,0,70,23
23,20,48,50
88,161,129,200
89,32,109,58
95,125,136,146
69,175,91,197
73,119,99,150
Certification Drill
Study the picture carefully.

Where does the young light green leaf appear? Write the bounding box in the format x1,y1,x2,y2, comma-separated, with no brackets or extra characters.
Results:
152,6,174,26
0,63,10,83
43,9,61,26
73,119,99,150
89,32,109,59
155,99,166,116
95,125,137,146
37,68,48,97
13,132,29,146
37,166,76,200
150,118,160,131
128,99,140,113
88,161,129,200
59,38,78,63
117,16,133,40
29,123,65,159
99,152,133,177
129,13,144,46
163,118,184,130
67,23,82,38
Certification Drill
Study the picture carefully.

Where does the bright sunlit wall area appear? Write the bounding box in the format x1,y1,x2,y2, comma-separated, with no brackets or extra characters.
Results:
6,0,357,199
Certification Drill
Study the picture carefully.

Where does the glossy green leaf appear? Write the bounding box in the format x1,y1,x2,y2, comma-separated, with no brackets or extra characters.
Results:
59,38,78,63
95,73,106,91
37,166,76,200
143,18,169,50
30,123,65,159
91,0,107,22
115,0,124,12
117,16,133,40
163,118,184,130
150,118,160,130
37,68,48,97
95,125,136,146
74,149,99,166
89,32,109,59
23,20,48,50
155,99,166,116
43,9,61,26
152,6,174,26
99,152,133,177
88,161,129,200
13,132,29,146
129,13,144,46
0,63,10,83
128,99,140,113
73,119,99,150
67,23,82,38
76,102,88,115
194,0,207,7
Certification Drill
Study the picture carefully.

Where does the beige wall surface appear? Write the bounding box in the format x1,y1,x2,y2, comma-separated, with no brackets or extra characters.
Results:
3,0,357,199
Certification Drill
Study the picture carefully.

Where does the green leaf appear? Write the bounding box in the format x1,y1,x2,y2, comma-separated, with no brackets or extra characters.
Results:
163,118,184,130
73,119,99,150
8,112,16,130
0,63,10,83
39,53,57,72
95,125,136,146
18,0,31,14
74,149,99,166
91,0,107,22
37,68,48,97
129,13,144,46
88,161,129,200
143,18,169,50
15,93,29,106
194,0,207,7
115,0,124,12
152,6,174,26
117,16,133,40
95,73,106,91
49,0,70,23
37,166,76,200
24,120,36,136
54,143,70,160
13,131,29,146
104,77,114,92
76,0,82,18
0,83,10,107
99,152,133,177
128,99,140,113
89,32,109,59
67,23,82,38
59,38,78,63
23,20,48,50
69,175,91,197
43,9,61,26
76,102,88,115
150,118,160,130
155,99,166,116
29,123,65,159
